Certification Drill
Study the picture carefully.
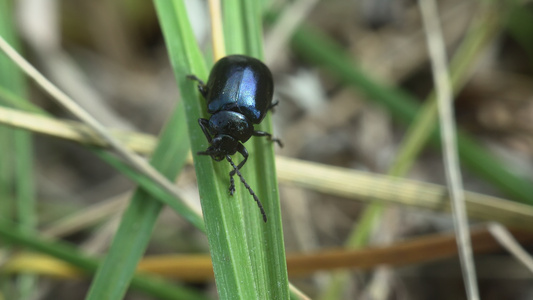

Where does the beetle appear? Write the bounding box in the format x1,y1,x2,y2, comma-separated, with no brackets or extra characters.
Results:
188,55,282,222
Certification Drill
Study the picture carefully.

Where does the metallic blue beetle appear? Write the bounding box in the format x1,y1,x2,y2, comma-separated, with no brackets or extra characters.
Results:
188,55,281,222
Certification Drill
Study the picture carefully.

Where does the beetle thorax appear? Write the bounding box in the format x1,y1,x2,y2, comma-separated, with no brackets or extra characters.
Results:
208,111,254,143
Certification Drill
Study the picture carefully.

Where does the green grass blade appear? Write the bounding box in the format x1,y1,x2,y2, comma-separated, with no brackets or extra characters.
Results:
239,0,264,58
0,1,16,222
0,0,34,231
236,1,289,299
157,0,288,298
157,1,260,299
0,85,43,113
222,2,289,299
85,102,192,299
0,1,36,298
223,0,246,55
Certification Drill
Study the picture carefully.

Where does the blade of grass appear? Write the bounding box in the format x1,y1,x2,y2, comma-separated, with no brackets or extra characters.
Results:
222,1,245,55
0,86,43,113
208,0,225,60
159,0,290,298
158,0,257,298
419,0,478,298
276,157,533,229
0,1,16,222
157,0,264,299
208,1,262,298
239,0,264,58
0,3,30,225
0,1,36,298
488,223,533,274
85,102,192,300
233,1,289,299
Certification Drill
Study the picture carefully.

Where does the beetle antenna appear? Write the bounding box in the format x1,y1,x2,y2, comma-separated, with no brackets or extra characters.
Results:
226,155,267,222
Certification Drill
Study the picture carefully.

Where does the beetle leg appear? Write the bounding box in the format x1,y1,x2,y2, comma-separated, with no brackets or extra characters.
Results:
197,118,216,157
268,100,279,112
186,75,209,98
266,100,279,113
198,118,212,143
229,175,235,196
234,143,249,171
228,144,248,195
253,130,283,148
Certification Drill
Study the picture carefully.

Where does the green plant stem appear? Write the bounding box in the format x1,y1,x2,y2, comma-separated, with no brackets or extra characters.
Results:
85,102,192,300
158,0,289,298
0,1,36,298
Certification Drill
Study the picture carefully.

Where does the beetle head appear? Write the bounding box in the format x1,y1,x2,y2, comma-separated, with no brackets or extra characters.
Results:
198,134,239,161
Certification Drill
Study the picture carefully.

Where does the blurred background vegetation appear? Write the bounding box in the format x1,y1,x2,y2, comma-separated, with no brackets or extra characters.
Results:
1,0,533,299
